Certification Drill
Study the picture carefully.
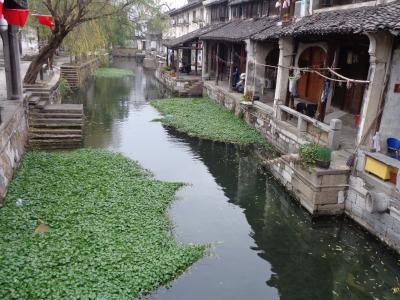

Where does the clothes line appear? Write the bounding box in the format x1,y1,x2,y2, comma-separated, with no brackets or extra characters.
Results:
248,59,370,85
328,67,370,84
215,56,370,85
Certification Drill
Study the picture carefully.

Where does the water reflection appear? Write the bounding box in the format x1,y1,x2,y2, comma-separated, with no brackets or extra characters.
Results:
174,129,400,300
70,58,400,300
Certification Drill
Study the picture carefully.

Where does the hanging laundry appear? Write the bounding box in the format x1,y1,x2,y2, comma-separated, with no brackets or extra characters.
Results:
320,80,331,103
288,70,301,97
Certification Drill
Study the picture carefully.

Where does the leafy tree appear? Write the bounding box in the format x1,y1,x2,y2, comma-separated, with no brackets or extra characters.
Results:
23,0,145,83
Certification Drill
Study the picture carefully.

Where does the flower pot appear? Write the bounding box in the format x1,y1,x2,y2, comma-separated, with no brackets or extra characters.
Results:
316,160,330,169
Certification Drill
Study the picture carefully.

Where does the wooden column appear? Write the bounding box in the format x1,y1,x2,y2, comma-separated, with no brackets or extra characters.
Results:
215,43,220,85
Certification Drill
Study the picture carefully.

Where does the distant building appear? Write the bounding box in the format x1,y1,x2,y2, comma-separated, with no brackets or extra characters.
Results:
166,0,206,40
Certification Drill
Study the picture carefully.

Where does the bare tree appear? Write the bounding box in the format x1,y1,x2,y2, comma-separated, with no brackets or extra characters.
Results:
24,0,139,84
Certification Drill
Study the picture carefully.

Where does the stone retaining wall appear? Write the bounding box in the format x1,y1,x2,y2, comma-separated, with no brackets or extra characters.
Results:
155,70,203,96
204,79,400,252
266,154,348,215
346,174,400,252
0,99,28,204
204,81,348,214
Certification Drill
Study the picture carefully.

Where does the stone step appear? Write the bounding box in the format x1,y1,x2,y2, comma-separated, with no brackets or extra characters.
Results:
30,128,82,135
29,133,82,140
28,96,40,106
30,112,83,119
28,140,83,150
31,118,83,125
36,100,49,109
40,104,83,114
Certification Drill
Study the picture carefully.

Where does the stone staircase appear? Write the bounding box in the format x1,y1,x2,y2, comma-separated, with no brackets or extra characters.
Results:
180,81,204,97
60,65,80,89
28,103,84,149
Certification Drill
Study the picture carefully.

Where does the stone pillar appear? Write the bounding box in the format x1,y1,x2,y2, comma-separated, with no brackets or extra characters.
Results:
357,32,393,144
253,41,275,100
215,42,220,85
274,37,294,110
202,40,208,79
1,26,22,100
244,39,254,95
228,44,234,91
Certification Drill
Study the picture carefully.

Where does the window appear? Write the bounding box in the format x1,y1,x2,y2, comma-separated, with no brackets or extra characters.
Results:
211,4,228,23
193,10,196,21
261,0,279,16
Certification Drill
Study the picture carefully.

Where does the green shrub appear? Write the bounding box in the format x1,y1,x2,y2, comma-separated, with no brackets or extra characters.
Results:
316,146,331,162
299,143,331,166
160,65,172,73
59,79,72,97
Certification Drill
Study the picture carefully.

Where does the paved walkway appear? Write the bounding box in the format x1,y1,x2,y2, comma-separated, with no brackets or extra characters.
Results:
0,59,30,101
0,55,69,101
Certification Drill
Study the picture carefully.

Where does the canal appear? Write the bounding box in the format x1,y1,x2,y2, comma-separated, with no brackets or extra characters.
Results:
68,58,400,300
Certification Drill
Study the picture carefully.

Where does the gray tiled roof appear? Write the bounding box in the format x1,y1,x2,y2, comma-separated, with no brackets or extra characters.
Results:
169,0,203,16
252,1,400,41
229,0,253,5
201,16,279,42
163,23,226,48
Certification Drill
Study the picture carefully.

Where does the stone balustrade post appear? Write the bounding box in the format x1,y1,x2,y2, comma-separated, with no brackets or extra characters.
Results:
328,119,342,150
297,116,307,135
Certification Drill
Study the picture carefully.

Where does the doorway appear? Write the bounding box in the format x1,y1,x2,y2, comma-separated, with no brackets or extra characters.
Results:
297,46,327,104
331,45,370,115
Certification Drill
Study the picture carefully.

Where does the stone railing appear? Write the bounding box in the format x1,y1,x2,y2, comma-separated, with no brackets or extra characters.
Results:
276,104,342,150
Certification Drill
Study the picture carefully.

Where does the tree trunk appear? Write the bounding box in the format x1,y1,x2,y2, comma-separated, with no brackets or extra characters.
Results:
23,32,67,84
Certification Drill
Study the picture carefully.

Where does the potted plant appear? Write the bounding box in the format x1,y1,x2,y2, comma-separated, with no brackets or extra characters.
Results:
315,146,331,169
299,144,331,169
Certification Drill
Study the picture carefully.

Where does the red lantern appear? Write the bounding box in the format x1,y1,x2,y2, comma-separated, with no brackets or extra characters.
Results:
3,8,29,27
35,15,54,28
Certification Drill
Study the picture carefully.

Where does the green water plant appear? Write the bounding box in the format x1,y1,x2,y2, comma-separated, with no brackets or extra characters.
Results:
151,97,268,146
93,67,134,78
0,149,204,299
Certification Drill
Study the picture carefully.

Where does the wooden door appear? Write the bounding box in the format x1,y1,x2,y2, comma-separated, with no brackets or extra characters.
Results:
297,47,326,103
331,46,369,114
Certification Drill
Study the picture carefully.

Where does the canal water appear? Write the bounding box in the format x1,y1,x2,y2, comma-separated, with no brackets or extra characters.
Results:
68,58,400,300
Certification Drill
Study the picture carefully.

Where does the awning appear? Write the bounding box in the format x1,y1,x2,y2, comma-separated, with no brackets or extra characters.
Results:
164,23,226,48
201,16,279,42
